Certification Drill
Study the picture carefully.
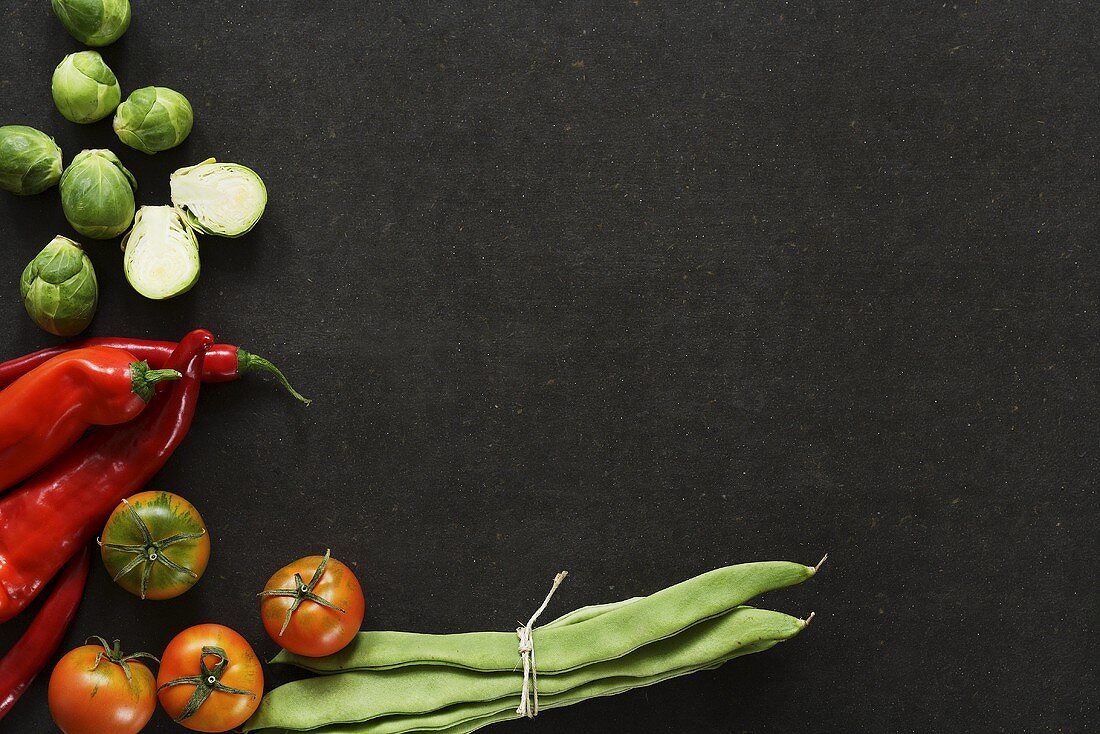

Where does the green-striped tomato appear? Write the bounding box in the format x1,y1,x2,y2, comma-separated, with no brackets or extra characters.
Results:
100,491,210,600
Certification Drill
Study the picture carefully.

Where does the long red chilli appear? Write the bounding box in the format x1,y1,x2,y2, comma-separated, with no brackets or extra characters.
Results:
0,329,213,623
0,338,309,404
0,546,91,721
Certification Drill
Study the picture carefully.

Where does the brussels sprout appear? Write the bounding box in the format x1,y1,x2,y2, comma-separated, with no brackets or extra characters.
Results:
60,149,137,239
122,206,201,300
51,51,122,124
113,87,193,155
51,0,131,47
0,125,63,195
170,158,267,237
20,236,98,336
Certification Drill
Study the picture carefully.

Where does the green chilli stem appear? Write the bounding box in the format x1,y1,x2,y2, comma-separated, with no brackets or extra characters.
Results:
158,646,255,723
236,349,311,405
258,548,346,636
130,360,183,402
98,498,206,599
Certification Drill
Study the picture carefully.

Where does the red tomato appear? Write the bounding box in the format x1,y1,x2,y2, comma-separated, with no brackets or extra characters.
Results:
157,624,263,733
260,549,365,657
48,637,158,734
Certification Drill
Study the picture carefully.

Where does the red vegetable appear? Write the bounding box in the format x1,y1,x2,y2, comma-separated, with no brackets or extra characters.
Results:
0,329,212,624
0,347,181,493
0,546,91,722
0,338,309,404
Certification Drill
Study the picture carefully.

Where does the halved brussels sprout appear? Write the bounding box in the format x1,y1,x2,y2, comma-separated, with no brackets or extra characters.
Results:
0,125,63,195
51,0,131,47
170,158,268,237
20,236,98,336
60,149,137,239
113,87,194,155
52,51,122,124
122,206,201,300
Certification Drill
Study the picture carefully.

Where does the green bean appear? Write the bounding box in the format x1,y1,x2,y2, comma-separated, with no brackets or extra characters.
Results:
274,561,817,675
542,597,643,628
253,635,789,734
243,606,807,733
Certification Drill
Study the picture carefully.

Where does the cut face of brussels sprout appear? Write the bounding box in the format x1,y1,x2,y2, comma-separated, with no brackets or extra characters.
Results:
113,87,194,155
51,0,131,47
0,125,64,195
170,158,268,237
52,51,121,123
60,149,137,239
122,206,201,300
20,236,98,336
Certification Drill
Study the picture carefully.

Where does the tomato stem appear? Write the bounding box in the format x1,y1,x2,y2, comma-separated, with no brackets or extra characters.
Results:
158,646,256,723
258,548,347,636
87,635,160,683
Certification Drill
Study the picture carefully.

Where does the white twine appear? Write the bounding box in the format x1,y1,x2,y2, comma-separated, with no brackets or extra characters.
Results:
515,571,569,718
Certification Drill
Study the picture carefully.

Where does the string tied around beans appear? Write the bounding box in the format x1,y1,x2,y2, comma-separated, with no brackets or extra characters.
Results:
515,571,569,719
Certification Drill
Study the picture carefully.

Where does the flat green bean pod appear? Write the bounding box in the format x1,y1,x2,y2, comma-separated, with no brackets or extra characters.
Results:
542,597,643,628
275,560,817,675
243,606,807,733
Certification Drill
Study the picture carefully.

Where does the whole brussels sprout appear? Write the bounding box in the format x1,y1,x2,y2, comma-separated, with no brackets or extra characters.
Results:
51,0,131,47
113,87,194,155
0,125,63,195
171,158,268,237
122,206,201,300
60,149,137,239
51,51,122,124
20,236,98,336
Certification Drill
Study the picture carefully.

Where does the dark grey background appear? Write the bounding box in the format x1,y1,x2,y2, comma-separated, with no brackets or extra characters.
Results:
1,2,1096,732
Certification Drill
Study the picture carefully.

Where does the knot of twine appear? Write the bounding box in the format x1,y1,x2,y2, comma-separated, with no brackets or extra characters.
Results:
515,571,569,719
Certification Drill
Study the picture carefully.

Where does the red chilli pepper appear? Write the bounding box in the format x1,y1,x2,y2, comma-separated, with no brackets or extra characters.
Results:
0,347,181,493
0,545,90,722
0,329,213,624
0,338,309,404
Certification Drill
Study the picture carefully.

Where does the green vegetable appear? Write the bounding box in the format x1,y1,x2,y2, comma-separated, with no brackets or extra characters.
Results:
0,126,63,196
170,158,268,237
121,206,201,300
245,560,821,734
20,236,98,337
247,607,805,734
276,561,814,674
51,51,122,124
51,0,131,47
113,87,194,155
60,150,137,239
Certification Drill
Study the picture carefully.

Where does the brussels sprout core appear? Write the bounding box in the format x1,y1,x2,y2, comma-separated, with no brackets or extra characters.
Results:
113,87,194,155
0,126,64,196
60,149,137,239
170,158,268,237
122,206,201,300
20,236,98,336
52,51,122,123
51,0,131,47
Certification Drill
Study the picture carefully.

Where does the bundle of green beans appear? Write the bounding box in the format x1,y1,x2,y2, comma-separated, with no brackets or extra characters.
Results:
243,560,821,734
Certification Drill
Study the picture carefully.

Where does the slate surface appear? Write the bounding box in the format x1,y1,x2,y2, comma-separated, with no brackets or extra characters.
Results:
1,2,1096,732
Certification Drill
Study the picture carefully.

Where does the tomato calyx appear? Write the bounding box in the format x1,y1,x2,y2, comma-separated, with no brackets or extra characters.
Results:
157,646,257,723
98,498,207,599
258,548,347,635
87,635,160,683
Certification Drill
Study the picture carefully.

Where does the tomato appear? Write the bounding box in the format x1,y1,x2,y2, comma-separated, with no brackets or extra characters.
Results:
260,549,365,657
100,490,211,600
48,637,158,734
157,624,263,733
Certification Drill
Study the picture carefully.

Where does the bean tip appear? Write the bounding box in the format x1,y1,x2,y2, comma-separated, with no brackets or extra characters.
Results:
802,611,816,628
812,554,829,573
